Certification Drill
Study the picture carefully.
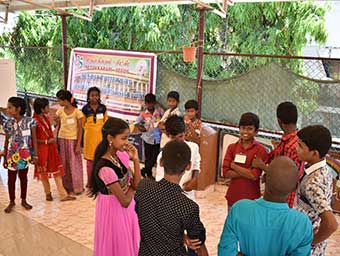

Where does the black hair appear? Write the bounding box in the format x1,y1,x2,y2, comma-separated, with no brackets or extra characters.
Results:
89,117,129,198
8,97,26,116
162,139,191,175
277,102,298,124
144,93,156,103
167,91,180,102
239,112,260,130
33,98,49,115
297,125,332,158
165,115,185,136
56,89,78,107
87,87,101,102
184,99,199,111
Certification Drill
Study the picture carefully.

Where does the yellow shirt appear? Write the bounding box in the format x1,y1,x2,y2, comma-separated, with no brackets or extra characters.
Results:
56,107,83,140
82,103,108,160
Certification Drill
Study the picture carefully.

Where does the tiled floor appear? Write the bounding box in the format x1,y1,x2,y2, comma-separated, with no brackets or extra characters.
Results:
0,164,339,256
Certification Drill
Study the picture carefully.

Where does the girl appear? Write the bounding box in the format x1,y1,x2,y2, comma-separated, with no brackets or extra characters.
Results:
89,117,141,256
82,87,108,187
33,98,76,202
3,97,38,213
55,89,84,195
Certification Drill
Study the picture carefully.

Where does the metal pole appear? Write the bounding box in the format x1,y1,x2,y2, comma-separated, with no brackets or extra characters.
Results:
60,14,69,90
196,7,206,118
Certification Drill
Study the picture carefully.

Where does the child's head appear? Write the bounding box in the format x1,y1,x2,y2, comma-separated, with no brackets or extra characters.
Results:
33,98,50,115
56,89,77,107
184,100,199,120
87,87,101,104
276,102,298,127
166,91,180,109
297,125,332,162
144,93,156,111
238,112,259,142
7,97,26,117
160,139,191,176
165,115,186,140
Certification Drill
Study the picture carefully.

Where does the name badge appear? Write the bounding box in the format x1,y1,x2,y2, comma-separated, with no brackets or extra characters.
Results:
22,129,31,137
66,118,75,125
234,154,247,164
96,113,104,120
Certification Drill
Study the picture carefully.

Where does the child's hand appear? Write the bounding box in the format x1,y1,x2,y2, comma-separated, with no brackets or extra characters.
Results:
183,178,197,192
48,138,56,144
184,234,201,251
124,143,139,161
271,140,280,148
32,156,38,165
75,144,81,154
252,156,265,169
183,115,191,124
230,161,237,170
3,160,8,169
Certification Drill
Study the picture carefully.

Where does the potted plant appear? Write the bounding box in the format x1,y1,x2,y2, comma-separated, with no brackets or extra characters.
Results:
181,15,197,62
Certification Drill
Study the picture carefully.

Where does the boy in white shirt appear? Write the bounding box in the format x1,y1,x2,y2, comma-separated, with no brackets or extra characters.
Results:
156,115,200,200
158,91,181,149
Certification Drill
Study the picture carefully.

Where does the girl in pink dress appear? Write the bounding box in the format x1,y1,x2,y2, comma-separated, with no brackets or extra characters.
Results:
89,117,141,256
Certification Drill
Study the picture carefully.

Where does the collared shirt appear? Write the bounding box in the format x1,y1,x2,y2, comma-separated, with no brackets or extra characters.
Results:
295,159,333,256
135,106,164,145
56,107,83,140
4,117,37,171
155,140,201,200
223,139,268,206
135,178,206,256
218,198,313,256
268,130,304,207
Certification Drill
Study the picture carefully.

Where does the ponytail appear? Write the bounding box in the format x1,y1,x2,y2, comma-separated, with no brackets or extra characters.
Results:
56,89,78,108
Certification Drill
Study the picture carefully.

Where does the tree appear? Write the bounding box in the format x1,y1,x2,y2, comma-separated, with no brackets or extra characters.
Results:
0,2,328,95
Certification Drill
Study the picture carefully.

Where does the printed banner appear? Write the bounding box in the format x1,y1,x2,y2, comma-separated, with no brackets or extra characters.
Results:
68,48,157,120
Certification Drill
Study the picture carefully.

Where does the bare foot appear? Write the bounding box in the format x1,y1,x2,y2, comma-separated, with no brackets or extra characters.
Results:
4,201,15,213
21,200,33,210
61,195,76,202
46,193,53,201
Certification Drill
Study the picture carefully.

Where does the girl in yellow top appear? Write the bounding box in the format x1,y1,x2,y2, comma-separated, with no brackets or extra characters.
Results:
82,87,108,187
55,90,84,194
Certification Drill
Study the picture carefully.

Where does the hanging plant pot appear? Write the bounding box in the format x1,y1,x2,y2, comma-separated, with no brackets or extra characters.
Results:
182,46,197,62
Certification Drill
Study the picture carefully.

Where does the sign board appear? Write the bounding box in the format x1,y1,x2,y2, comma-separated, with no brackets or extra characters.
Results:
0,59,17,107
68,48,157,120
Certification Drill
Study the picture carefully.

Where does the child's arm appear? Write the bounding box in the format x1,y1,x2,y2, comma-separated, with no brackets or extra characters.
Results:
230,162,258,180
3,133,9,169
312,211,338,245
31,126,38,164
75,117,83,153
223,144,241,179
124,143,141,189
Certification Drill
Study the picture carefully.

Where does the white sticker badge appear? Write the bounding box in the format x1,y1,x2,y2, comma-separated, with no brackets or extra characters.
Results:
66,118,75,125
234,154,247,164
96,113,104,120
22,129,31,137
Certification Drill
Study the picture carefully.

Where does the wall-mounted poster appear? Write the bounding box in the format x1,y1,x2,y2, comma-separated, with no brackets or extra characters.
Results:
68,48,157,120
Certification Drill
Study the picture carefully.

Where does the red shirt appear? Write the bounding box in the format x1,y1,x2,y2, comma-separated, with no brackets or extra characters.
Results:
267,130,304,208
223,139,268,206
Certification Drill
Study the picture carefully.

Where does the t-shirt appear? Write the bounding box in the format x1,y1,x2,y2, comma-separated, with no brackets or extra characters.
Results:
218,198,313,256
4,117,37,171
156,140,200,200
56,107,83,140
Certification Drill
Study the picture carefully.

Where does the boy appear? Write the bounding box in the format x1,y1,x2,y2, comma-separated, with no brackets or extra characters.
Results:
158,91,181,148
295,125,338,256
253,101,304,208
223,112,268,210
184,100,202,145
155,115,200,201
219,156,313,256
135,93,164,178
135,140,208,256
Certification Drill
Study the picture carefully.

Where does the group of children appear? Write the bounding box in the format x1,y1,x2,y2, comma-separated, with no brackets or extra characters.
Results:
0,87,338,256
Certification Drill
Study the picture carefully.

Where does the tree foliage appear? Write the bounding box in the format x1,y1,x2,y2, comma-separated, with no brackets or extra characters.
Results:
0,2,328,95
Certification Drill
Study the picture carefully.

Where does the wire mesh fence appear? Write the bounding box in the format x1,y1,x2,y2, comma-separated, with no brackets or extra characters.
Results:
1,46,340,143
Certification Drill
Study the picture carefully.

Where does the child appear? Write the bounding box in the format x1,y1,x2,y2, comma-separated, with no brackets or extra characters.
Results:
158,91,181,148
295,125,338,256
135,140,208,256
135,93,164,179
55,89,84,195
82,87,108,187
155,116,200,201
252,102,304,208
3,97,38,213
89,118,141,256
223,112,268,210
184,99,202,145
33,98,76,202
